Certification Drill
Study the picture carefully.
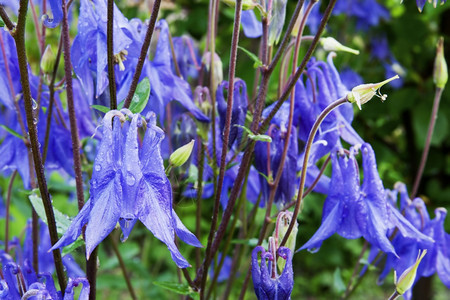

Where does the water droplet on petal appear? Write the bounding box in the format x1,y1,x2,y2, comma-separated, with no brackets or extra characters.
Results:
95,164,102,172
126,173,136,186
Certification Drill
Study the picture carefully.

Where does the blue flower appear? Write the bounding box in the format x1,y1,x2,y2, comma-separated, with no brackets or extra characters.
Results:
0,231,88,299
43,0,64,28
216,79,248,148
367,183,450,299
251,246,293,300
51,110,201,268
301,144,403,255
241,10,262,38
254,125,298,206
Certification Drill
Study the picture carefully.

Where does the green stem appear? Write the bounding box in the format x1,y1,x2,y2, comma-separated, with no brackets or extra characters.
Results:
410,87,444,199
110,234,137,300
280,96,348,248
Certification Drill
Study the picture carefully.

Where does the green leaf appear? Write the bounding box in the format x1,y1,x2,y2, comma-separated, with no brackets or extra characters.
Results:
91,105,110,113
129,77,151,113
29,191,72,235
234,124,272,143
333,268,346,293
249,134,272,142
0,125,24,139
62,239,84,255
153,282,199,300
0,20,4,27
238,46,263,68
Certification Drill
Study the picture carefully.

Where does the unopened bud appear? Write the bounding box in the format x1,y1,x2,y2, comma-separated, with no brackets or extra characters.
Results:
222,0,257,10
202,52,223,93
169,140,195,167
434,37,448,89
320,37,360,55
40,45,56,74
273,211,298,271
395,249,427,295
347,75,399,110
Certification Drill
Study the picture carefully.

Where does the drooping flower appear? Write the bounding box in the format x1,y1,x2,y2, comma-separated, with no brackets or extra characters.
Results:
366,183,450,300
42,0,64,28
251,246,294,300
0,228,88,300
51,110,201,268
216,79,248,148
300,144,431,255
254,125,298,206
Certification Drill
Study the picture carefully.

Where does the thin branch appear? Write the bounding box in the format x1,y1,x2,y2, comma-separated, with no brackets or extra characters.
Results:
280,96,348,248
107,0,117,109
410,87,444,198
13,0,67,292
199,0,243,297
258,0,338,133
0,6,15,32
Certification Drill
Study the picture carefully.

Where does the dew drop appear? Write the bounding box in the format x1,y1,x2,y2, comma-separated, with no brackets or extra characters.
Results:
33,118,38,125
94,164,102,172
126,173,136,186
32,99,38,110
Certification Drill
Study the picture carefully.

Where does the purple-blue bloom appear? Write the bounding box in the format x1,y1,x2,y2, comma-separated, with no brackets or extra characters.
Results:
216,79,248,148
254,125,298,206
43,0,64,28
51,110,201,268
300,144,419,255
252,246,293,300
241,10,262,38
366,183,450,299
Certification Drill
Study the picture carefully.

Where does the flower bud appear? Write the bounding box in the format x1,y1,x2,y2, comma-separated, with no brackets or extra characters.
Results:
273,211,298,271
202,52,223,93
347,75,399,110
40,45,56,74
434,37,448,89
169,139,195,167
395,249,427,295
222,0,257,10
320,37,360,55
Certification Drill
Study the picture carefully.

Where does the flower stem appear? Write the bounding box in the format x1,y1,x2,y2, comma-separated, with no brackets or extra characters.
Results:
62,0,85,213
258,0,338,133
123,0,161,109
0,6,15,32
410,87,444,199
199,0,243,297
107,0,117,109
195,140,205,269
280,96,348,248
86,247,99,300
110,234,137,300
13,0,67,292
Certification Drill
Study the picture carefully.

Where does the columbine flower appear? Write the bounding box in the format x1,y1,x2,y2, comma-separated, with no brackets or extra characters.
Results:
1,230,89,299
251,246,294,300
216,79,248,148
367,183,450,299
42,0,63,28
347,75,399,109
51,110,202,268
300,143,419,255
254,125,298,205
